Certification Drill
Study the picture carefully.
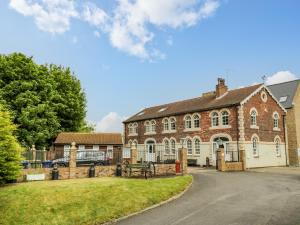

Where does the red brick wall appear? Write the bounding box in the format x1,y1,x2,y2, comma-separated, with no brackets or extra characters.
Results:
243,88,285,142
125,106,239,144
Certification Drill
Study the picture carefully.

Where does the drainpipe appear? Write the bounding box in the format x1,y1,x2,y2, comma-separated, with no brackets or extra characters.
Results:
283,114,288,166
236,106,240,161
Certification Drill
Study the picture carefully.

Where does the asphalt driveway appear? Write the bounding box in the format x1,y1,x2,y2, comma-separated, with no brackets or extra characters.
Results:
116,168,300,225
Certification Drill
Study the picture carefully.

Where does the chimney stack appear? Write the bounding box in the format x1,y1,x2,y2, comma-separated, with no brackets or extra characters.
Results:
216,78,228,98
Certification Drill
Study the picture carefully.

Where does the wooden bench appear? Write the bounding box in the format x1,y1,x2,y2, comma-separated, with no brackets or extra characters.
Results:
124,162,156,179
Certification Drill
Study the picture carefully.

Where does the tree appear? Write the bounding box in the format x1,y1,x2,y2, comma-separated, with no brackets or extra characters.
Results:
0,53,88,148
0,105,23,184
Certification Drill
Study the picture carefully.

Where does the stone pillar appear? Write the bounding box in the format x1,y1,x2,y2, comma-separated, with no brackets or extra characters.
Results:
179,148,187,174
239,149,246,171
69,142,77,179
217,148,226,172
42,147,47,161
131,144,137,164
32,145,36,161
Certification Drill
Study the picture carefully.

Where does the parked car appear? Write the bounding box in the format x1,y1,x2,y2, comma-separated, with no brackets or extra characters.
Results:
52,150,109,167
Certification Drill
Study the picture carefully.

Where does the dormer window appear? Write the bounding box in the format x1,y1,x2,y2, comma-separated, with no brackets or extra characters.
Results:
158,107,167,113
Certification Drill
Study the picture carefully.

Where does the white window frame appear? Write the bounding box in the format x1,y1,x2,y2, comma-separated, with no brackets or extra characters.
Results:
250,108,259,129
170,117,176,131
194,138,201,155
185,115,192,129
193,114,200,128
273,112,280,130
151,120,156,132
93,145,99,151
252,136,259,157
107,145,113,159
163,118,169,131
187,139,193,155
170,139,176,155
164,139,170,155
221,111,229,126
211,112,219,127
78,145,85,151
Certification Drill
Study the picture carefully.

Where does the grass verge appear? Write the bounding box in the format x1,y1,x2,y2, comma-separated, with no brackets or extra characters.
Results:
0,175,192,225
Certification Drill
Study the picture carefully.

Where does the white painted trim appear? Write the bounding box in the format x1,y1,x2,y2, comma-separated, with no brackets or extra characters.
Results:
210,133,233,142
144,138,156,144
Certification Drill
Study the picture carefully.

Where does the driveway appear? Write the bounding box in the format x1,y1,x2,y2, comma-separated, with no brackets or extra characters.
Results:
116,167,300,225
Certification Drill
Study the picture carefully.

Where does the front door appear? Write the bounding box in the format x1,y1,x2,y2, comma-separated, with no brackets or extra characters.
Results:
212,137,230,166
146,141,156,162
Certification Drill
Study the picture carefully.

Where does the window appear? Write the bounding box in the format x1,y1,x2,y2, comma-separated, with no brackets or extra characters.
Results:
133,123,138,133
275,138,281,156
212,112,219,127
107,145,113,159
145,121,151,133
171,139,176,155
187,139,193,155
93,145,99,151
158,107,167,112
193,114,200,128
129,124,134,134
273,113,279,129
64,145,71,151
251,110,257,126
151,120,156,132
221,111,229,126
163,118,169,131
194,139,201,155
129,123,138,135
78,145,85,151
279,96,287,103
170,118,176,130
185,115,192,129
164,140,170,155
252,137,258,157
128,140,132,147
132,140,138,147
261,91,268,102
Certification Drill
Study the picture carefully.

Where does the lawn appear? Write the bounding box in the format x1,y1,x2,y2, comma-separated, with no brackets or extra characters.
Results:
0,176,192,225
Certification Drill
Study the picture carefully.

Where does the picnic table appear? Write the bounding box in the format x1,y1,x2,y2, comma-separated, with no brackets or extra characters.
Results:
124,161,156,179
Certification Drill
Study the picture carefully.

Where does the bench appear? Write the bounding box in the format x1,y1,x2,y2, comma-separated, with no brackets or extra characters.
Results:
124,162,156,179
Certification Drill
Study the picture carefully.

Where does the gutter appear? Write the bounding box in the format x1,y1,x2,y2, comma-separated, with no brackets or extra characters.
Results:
283,114,288,166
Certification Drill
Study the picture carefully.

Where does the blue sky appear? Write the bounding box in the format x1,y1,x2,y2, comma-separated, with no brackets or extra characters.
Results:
0,0,299,131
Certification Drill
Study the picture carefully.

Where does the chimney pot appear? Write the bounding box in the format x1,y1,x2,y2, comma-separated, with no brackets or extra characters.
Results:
216,78,228,98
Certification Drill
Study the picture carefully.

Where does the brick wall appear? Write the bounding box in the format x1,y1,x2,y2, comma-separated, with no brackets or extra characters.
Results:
125,106,239,144
243,88,285,142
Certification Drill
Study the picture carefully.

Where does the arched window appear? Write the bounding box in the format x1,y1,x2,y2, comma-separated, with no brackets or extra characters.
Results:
145,121,151,133
170,117,176,130
251,110,257,126
252,137,259,157
163,118,169,131
133,123,138,134
132,140,138,147
273,113,279,129
128,124,134,134
128,140,132,147
194,138,201,155
185,115,192,129
212,112,219,127
151,120,156,132
164,139,170,155
193,114,200,128
275,138,281,156
221,111,229,126
170,139,176,155
187,139,193,155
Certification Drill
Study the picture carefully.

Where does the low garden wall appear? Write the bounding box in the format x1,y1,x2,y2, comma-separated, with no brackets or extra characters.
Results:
19,164,177,182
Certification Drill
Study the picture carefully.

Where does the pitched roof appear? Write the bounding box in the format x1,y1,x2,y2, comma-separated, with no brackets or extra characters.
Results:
267,79,300,109
54,132,122,145
124,83,263,123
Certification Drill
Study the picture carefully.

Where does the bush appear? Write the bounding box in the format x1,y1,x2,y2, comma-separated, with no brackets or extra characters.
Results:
0,105,23,184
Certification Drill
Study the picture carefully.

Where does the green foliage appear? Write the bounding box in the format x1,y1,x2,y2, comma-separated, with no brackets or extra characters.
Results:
0,105,23,184
0,53,88,148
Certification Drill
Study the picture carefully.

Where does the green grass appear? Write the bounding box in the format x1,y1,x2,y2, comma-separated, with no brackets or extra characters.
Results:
0,176,192,225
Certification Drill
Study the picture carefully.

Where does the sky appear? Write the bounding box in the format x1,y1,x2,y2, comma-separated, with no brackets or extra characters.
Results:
0,0,300,132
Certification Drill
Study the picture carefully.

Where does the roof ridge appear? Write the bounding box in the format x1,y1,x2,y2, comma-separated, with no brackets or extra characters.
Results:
59,132,121,135
267,79,300,87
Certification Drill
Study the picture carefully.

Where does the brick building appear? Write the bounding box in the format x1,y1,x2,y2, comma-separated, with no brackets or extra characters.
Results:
124,79,288,168
268,80,300,166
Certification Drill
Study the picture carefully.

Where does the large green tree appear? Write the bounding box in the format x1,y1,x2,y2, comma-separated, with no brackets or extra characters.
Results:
0,105,23,184
0,53,88,148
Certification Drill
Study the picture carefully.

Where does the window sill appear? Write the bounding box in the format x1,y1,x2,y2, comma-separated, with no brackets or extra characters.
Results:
273,128,281,131
184,128,201,132
276,155,281,157
128,133,138,137
144,132,156,135
209,125,231,130
253,155,259,158
162,130,177,134
250,125,259,129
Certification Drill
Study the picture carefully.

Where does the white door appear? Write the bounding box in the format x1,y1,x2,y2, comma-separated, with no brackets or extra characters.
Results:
146,143,156,162
212,137,230,165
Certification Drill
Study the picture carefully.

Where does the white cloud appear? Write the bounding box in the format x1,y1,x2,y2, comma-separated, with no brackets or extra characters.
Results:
265,71,298,85
95,112,125,133
9,0,220,59
9,0,78,34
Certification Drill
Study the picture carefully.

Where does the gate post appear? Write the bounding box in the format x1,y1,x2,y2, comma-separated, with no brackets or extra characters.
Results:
179,148,187,174
32,145,36,162
131,143,138,164
239,149,246,171
69,142,77,179
217,148,225,171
